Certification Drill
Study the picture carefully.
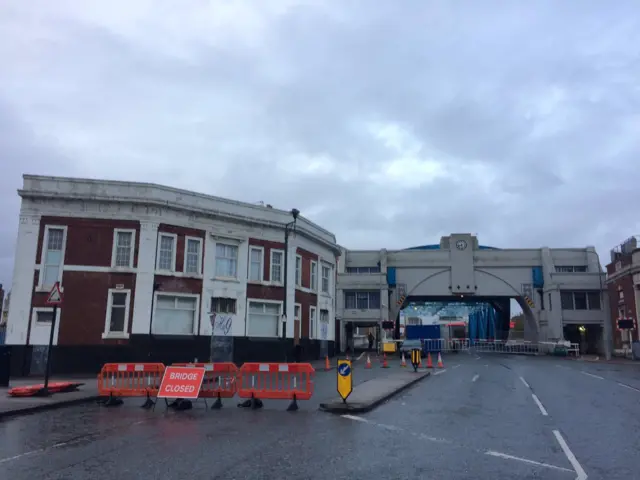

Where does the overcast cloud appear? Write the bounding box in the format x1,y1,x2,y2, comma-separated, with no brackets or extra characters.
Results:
1,0,640,289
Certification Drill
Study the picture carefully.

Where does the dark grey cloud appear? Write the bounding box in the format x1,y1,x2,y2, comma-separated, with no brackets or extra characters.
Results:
1,0,639,290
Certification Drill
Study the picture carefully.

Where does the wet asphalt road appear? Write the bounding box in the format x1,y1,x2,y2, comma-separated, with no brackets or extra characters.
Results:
1,353,639,479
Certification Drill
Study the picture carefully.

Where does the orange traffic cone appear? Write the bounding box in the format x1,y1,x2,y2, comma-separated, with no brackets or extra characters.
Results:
401,352,407,367
382,353,389,368
325,356,331,371
365,355,372,369
437,352,444,368
426,352,433,368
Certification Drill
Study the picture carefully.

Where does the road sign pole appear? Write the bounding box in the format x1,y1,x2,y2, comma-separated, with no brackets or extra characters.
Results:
38,304,57,396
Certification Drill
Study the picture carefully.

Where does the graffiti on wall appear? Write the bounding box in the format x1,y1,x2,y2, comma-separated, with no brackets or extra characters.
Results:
210,313,234,362
211,313,233,337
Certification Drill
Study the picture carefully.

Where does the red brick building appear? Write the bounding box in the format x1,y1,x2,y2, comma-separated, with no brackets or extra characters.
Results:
6,175,340,375
605,236,639,354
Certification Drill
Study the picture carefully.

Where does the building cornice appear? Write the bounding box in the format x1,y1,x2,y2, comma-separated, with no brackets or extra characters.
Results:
19,181,342,256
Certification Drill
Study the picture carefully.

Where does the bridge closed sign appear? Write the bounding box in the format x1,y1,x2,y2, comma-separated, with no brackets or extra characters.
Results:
158,366,205,399
337,359,353,402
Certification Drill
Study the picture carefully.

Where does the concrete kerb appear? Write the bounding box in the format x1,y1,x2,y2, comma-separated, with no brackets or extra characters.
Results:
318,371,430,414
0,395,101,420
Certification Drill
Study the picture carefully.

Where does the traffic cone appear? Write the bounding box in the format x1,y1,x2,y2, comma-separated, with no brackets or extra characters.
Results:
382,353,389,368
426,352,433,369
325,356,331,371
401,352,407,367
437,352,444,368
365,355,372,369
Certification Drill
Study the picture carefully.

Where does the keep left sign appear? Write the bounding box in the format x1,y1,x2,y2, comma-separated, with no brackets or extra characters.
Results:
157,366,205,399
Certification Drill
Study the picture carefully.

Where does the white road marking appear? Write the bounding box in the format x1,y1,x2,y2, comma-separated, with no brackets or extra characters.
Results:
452,364,461,369
433,369,447,375
357,351,366,360
531,394,548,416
581,371,604,380
485,451,573,473
617,382,640,392
472,374,479,382
0,420,147,465
340,414,570,472
475,356,481,360
484,364,489,367
341,414,368,422
519,376,530,388
553,430,587,480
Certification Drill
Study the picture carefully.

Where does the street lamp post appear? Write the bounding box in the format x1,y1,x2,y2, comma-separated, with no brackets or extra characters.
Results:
282,208,300,362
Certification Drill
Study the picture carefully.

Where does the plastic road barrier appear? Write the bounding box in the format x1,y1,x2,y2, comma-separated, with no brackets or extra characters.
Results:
237,363,315,411
8,381,83,397
172,362,238,409
97,363,166,408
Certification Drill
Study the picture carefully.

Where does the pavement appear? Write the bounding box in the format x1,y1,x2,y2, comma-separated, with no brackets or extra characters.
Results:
0,377,99,419
1,352,639,479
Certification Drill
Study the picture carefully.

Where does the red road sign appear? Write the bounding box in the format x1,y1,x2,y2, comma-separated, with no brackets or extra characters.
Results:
46,282,63,306
157,366,205,399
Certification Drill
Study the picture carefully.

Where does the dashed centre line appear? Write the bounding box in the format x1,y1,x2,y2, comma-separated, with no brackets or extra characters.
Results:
531,394,548,416
472,374,479,382
617,382,640,392
580,371,604,380
519,376,530,389
433,369,447,375
340,414,573,473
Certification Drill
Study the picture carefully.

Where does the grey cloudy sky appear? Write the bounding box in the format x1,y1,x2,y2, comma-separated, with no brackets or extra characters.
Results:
1,0,640,289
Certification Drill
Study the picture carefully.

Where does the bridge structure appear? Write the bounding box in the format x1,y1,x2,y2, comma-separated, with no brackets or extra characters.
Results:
336,233,610,355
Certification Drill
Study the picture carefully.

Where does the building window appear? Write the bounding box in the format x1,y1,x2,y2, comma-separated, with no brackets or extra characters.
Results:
310,261,318,290
103,289,130,337
211,297,236,314
618,290,624,301
41,226,66,287
153,294,198,335
35,310,54,324
184,237,203,275
215,243,238,278
295,255,302,286
321,265,331,293
112,229,135,268
560,291,601,311
248,246,263,282
247,301,280,337
156,233,177,271
294,304,301,321
270,250,284,283
555,266,588,273
309,306,316,339
346,266,381,274
344,291,381,310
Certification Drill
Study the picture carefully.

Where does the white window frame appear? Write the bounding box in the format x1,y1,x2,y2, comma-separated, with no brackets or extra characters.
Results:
295,254,302,287
294,303,302,322
310,261,318,291
38,225,68,290
248,246,265,282
309,306,317,339
111,228,136,269
156,232,178,272
321,264,331,294
102,288,131,339
247,299,283,338
152,292,200,335
214,242,239,279
270,249,284,284
183,236,203,275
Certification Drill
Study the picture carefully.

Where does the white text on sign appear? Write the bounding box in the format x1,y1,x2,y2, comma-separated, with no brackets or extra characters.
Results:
169,372,200,381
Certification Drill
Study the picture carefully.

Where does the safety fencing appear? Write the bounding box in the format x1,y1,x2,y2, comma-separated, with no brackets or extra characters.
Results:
418,338,580,357
473,340,539,355
422,338,471,353
97,361,315,411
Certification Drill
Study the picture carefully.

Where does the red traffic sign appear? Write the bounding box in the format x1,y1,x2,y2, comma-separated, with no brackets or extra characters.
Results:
46,282,63,306
157,366,205,399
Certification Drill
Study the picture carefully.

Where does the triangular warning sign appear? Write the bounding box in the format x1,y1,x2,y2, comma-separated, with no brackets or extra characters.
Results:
47,282,63,305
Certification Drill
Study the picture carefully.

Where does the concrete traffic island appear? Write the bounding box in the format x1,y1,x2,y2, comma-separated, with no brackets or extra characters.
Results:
319,370,430,414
